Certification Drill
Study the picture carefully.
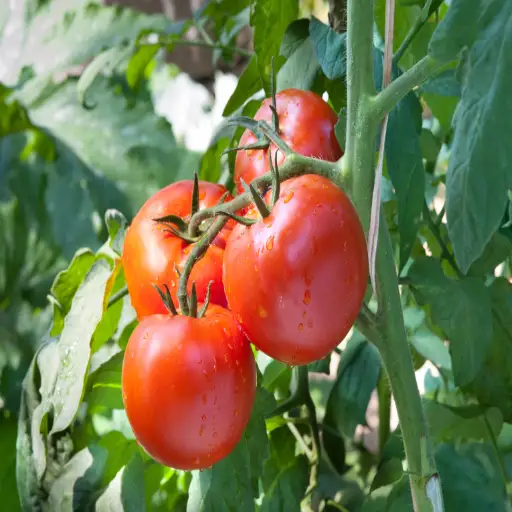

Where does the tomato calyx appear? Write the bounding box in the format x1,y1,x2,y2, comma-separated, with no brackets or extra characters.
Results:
153,280,213,319
152,173,229,244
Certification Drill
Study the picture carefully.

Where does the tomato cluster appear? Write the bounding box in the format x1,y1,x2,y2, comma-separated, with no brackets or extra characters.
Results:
121,89,368,470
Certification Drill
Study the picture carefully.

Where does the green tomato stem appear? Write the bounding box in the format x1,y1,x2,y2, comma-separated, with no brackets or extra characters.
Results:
371,55,443,124
341,0,442,509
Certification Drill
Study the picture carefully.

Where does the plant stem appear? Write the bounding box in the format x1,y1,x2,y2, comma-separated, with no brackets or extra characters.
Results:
375,220,438,510
371,55,443,123
107,286,128,308
188,150,342,237
377,370,391,453
177,216,229,314
341,0,442,508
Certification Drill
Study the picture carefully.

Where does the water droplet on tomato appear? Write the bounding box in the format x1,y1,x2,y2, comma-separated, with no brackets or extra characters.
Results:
199,426,204,436
213,432,218,438
298,323,304,331
332,207,338,215
266,236,274,250
258,305,268,318
303,289,311,305
254,265,259,272
201,414,207,421
304,273,312,287
302,311,307,319
234,409,239,416
284,191,294,203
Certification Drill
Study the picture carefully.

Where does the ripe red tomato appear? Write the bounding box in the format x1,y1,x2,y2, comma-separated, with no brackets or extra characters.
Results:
122,305,256,470
223,175,368,365
123,180,233,319
234,89,342,193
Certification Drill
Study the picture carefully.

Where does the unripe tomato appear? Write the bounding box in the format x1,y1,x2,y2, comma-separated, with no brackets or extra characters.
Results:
122,305,256,470
223,175,368,365
234,89,342,193
123,180,233,319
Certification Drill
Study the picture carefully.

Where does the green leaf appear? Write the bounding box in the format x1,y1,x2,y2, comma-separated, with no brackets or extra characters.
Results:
126,45,159,90
0,415,21,512
277,36,319,92
420,69,461,97
468,232,512,277
16,342,55,511
408,257,493,386
409,328,452,371
260,456,309,512
4,1,168,82
97,431,138,487
428,0,483,62
466,278,512,421
95,453,146,512
424,401,503,443
259,426,308,511
436,442,507,511
324,334,381,438
47,445,107,512
370,458,404,493
223,56,262,116
17,75,199,217
85,351,124,411
429,0,512,272
186,387,274,512
51,258,116,433
251,0,298,94
386,93,425,268
0,84,34,136
374,50,425,268
309,17,346,80
280,18,310,58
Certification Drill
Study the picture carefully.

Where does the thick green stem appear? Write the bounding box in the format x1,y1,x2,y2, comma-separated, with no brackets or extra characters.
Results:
371,55,443,123
341,0,442,509
375,221,437,510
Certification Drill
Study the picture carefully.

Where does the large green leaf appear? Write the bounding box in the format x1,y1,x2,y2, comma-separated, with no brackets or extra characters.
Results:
408,257,493,386
17,75,199,218
436,442,508,511
466,278,512,421
260,456,308,512
251,0,298,94
374,51,425,269
429,0,512,273
0,0,168,84
324,334,381,439
222,56,262,116
309,17,346,80
186,388,274,511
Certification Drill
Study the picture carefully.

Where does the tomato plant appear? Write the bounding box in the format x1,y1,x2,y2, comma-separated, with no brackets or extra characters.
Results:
223,174,368,365
4,1,512,511
122,305,256,470
123,179,233,318
234,89,342,193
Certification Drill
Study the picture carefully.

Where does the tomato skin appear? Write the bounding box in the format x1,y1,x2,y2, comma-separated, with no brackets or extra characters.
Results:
122,180,233,319
223,175,368,365
234,89,342,193
122,305,256,470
